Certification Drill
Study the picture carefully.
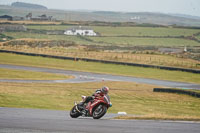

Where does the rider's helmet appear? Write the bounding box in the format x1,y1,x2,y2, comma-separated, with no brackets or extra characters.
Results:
101,86,109,94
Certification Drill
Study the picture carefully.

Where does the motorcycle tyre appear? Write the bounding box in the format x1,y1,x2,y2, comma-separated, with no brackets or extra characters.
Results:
92,104,107,119
70,105,81,118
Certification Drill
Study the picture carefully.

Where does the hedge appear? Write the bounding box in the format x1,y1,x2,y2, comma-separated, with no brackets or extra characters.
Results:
153,88,200,98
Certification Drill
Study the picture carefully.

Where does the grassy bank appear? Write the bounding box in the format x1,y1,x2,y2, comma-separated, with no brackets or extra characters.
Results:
0,53,200,84
0,81,200,120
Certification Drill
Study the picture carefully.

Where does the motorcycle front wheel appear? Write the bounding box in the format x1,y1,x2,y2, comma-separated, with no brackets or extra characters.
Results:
92,104,107,119
70,105,81,118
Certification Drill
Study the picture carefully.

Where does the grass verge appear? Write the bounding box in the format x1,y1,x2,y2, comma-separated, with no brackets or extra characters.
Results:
0,68,73,80
114,115,200,121
0,53,200,84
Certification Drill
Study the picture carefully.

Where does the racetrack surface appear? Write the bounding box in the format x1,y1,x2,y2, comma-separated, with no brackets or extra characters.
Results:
0,64,200,89
0,107,200,133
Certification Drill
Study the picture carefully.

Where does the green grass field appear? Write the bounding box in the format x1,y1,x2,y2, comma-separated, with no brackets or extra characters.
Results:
197,35,200,40
5,24,200,47
4,32,200,47
89,36,200,46
27,25,200,37
4,32,77,41
4,32,96,45
92,26,200,37
0,53,200,84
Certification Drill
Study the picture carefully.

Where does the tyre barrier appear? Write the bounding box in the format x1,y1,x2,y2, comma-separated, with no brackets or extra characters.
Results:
153,88,200,98
0,49,200,74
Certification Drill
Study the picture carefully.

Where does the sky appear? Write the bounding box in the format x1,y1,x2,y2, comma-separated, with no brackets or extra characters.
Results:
0,0,200,17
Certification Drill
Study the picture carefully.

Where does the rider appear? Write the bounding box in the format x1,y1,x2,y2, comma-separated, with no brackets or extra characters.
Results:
78,86,109,109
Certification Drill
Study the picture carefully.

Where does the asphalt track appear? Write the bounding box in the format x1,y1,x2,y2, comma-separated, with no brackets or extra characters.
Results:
0,107,200,133
0,64,200,89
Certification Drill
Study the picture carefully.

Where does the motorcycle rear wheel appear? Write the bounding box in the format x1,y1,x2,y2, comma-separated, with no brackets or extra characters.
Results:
92,104,107,119
70,106,81,118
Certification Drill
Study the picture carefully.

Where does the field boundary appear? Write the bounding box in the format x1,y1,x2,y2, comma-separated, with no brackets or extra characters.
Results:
0,49,200,74
153,88,200,98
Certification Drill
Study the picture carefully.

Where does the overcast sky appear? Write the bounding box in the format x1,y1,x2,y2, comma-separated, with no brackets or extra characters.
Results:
1,0,200,16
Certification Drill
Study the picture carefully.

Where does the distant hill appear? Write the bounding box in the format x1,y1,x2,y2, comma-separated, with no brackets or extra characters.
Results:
92,11,200,26
11,2,47,10
1,4,200,27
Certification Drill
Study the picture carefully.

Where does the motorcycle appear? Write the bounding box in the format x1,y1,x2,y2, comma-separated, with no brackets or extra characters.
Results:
70,95,112,119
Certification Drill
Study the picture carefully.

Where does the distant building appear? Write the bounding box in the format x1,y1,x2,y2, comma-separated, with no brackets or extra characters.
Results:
25,13,53,21
0,15,12,21
12,16,24,21
31,14,52,21
64,26,97,36
0,15,24,21
130,16,140,20
25,13,32,20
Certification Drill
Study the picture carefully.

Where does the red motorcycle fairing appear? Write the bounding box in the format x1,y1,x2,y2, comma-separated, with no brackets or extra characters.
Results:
87,96,109,116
